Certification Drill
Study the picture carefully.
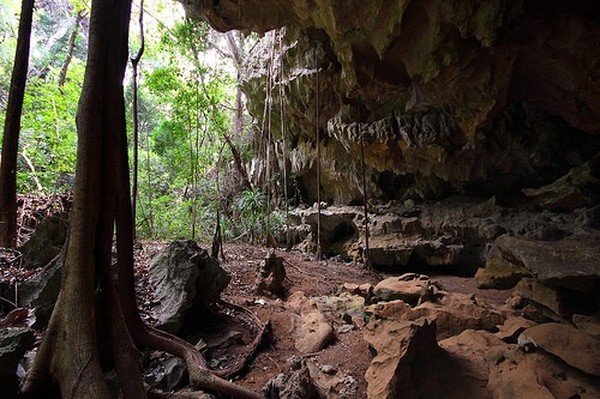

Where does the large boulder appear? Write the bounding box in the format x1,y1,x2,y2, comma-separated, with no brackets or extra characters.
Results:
437,330,508,398
488,347,600,398
573,312,600,338
0,327,35,398
18,213,68,270
513,278,592,320
518,323,600,376
373,273,430,304
286,291,334,354
476,233,600,292
365,291,505,340
149,240,230,333
364,318,439,399
17,251,63,327
475,243,533,290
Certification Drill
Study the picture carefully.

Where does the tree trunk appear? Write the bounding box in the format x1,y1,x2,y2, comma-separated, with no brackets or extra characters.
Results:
0,0,34,248
223,132,252,191
22,0,146,397
21,2,264,397
24,0,146,398
58,11,84,89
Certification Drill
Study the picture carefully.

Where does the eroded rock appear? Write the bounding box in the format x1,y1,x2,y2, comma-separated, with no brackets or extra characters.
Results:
264,367,320,399
18,213,68,270
149,240,230,333
516,277,597,321
494,316,537,343
475,243,533,289
519,323,600,376
367,291,505,340
373,273,429,304
477,233,600,292
307,360,358,399
364,318,439,399
488,349,600,398
573,312,600,338
254,250,286,296
286,291,334,353
437,330,508,398
524,155,600,211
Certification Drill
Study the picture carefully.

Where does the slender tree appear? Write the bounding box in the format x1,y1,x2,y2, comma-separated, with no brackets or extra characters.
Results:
130,0,145,238
0,0,35,248
58,10,85,89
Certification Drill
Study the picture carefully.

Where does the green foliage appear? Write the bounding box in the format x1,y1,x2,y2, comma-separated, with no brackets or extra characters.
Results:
1,0,272,246
18,63,83,193
227,188,284,243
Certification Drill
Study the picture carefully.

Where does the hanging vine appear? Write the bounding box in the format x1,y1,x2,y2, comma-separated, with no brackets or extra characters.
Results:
359,125,371,267
278,29,291,249
315,49,322,260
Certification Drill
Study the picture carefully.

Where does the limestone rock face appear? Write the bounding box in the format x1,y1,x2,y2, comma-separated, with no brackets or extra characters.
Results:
286,291,334,353
373,273,430,303
187,0,600,203
477,232,600,292
364,318,439,399
289,195,588,272
149,240,230,333
519,323,600,376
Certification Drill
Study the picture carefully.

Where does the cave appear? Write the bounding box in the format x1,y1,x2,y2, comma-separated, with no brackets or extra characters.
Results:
0,0,599,398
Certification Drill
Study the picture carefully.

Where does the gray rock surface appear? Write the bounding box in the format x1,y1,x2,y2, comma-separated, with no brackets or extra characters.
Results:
18,213,68,270
0,327,35,398
483,233,600,292
264,368,319,399
149,240,230,333
18,251,63,327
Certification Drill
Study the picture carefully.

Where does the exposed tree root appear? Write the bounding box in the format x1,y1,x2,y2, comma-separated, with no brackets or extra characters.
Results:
149,389,220,399
214,300,270,378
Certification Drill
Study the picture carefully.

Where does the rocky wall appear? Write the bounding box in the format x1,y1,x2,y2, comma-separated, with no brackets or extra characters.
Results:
184,0,600,203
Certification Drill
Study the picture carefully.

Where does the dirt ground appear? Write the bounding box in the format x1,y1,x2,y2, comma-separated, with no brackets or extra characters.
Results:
138,242,513,398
